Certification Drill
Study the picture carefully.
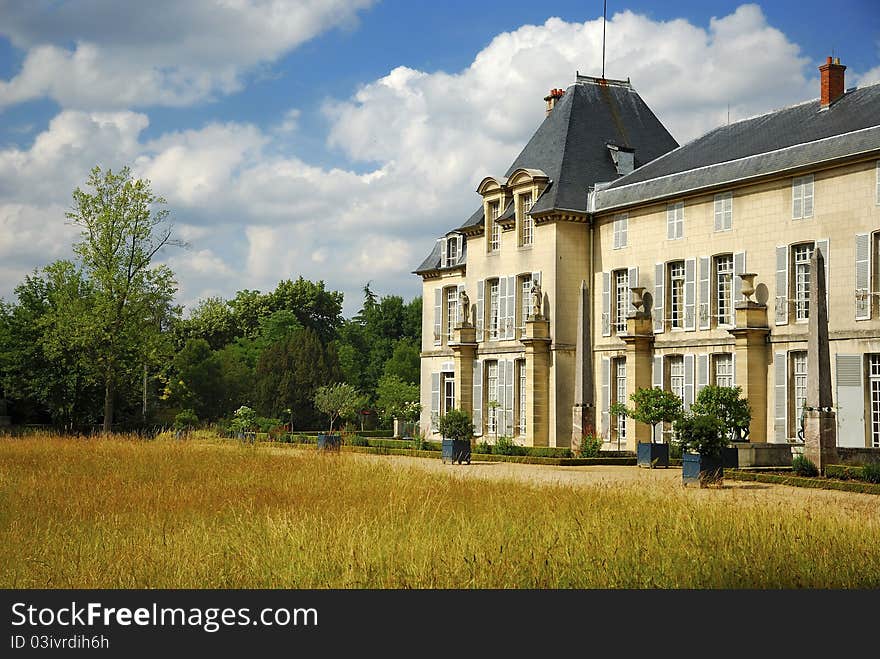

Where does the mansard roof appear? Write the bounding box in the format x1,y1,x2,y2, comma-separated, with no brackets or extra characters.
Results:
594,82,880,212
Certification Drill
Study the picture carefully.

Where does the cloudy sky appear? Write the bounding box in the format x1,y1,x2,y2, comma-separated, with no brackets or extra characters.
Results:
1,1,878,317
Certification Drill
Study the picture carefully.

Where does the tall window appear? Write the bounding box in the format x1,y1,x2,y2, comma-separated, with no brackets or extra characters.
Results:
518,360,527,435
793,243,814,321
668,356,684,402
488,279,500,340
614,269,629,333
443,373,455,415
666,202,684,240
445,287,457,342
520,277,531,330
870,355,880,448
613,213,628,249
715,254,734,326
489,202,500,251
714,192,732,231
792,174,814,219
669,261,685,329
486,361,498,435
714,353,734,388
614,358,627,443
520,193,534,246
446,236,459,264
791,351,808,431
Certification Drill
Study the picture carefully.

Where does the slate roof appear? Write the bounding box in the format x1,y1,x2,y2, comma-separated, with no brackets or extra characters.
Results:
594,82,880,212
415,75,678,274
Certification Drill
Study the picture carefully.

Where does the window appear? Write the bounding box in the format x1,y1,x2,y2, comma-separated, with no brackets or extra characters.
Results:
791,351,808,432
489,202,500,251
446,236,459,264
714,192,732,231
668,356,685,402
520,193,534,246
666,202,684,240
614,358,627,444
668,261,685,329
445,287,458,342
520,276,531,330
714,353,734,388
614,269,629,333
613,213,628,249
488,279,500,340
518,360,527,435
793,243,814,321
792,174,814,219
486,361,498,435
715,254,734,326
443,373,456,415
870,355,880,448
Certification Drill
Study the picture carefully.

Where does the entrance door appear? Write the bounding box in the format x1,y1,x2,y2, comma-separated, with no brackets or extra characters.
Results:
443,374,455,414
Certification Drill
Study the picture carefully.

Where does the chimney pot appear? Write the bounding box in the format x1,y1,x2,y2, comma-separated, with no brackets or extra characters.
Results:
819,55,846,108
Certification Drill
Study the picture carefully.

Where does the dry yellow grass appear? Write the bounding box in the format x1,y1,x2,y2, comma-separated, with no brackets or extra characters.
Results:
1,434,879,588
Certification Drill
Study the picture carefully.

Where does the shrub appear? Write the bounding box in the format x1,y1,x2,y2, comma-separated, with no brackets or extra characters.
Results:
673,413,728,458
254,416,281,433
578,431,603,458
437,409,474,442
792,455,819,477
690,385,751,441
174,409,198,431
474,440,492,454
616,388,683,443
347,435,369,447
229,406,257,435
493,435,520,456
863,462,880,484
528,447,572,458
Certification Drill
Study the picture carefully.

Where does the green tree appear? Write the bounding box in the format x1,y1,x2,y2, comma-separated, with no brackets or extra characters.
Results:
314,383,362,433
612,387,683,444
169,338,224,420
66,165,182,432
180,296,237,349
383,339,420,384
375,374,419,425
690,385,752,441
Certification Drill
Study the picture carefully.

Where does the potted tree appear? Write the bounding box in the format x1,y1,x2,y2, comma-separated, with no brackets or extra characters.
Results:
612,387,682,468
438,408,473,465
230,405,257,443
689,385,751,469
674,412,729,487
313,383,361,450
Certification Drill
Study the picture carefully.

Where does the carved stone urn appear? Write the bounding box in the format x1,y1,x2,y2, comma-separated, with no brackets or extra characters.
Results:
738,273,757,302
629,286,646,316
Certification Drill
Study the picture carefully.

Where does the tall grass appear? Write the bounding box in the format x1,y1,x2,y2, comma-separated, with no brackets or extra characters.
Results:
1,434,878,588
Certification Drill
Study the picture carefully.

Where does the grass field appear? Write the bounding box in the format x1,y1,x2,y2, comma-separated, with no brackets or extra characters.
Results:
2,435,879,588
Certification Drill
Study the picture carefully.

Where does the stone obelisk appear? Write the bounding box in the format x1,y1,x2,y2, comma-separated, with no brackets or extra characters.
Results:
571,281,594,450
802,246,837,472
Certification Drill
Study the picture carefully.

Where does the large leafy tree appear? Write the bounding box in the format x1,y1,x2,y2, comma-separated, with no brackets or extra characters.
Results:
66,165,182,433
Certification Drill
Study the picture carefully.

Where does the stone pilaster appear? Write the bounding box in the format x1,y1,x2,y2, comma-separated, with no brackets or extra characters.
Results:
450,324,477,416
620,315,654,452
522,318,551,447
572,280,594,450
728,301,770,443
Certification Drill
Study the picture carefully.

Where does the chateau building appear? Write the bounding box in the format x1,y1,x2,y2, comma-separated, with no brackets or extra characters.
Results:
415,58,880,451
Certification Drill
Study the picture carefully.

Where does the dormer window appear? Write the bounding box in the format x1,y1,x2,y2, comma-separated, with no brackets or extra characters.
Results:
520,193,534,246
489,201,501,252
446,235,459,264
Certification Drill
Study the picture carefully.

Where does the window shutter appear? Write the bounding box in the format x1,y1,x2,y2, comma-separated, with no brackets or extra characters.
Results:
476,279,485,339
601,357,611,438
440,237,448,268
456,235,463,265
732,251,746,328
684,353,695,410
456,283,465,326
696,354,709,398
621,215,628,247
506,276,516,338
731,352,737,387
792,179,803,218
498,277,507,340
433,288,442,344
431,373,440,432
698,256,710,330
835,355,864,448
856,233,871,320
472,361,482,436
652,355,663,442
774,353,787,441
654,263,665,333
803,176,814,217
714,196,723,232
505,360,514,434
684,257,696,331
775,246,789,325
628,266,639,306
602,271,611,337
497,360,506,436
815,238,829,309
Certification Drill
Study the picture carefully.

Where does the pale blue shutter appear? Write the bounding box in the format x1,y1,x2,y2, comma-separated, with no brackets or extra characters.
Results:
774,352,787,441
440,237,448,268
731,352,736,387
497,361,506,436
476,279,485,340
654,263,665,333
498,277,507,341
505,360,514,433
628,266,639,321
472,361,482,436
684,353,695,410
698,256,710,330
856,234,871,320
696,354,709,399
815,238,829,309
775,246,788,326
601,357,611,439
433,288,442,345
684,258,696,331
431,373,440,432
835,355,864,448
602,271,611,336
506,276,516,338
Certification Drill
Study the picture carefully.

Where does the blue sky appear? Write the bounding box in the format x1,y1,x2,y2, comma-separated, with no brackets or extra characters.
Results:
0,1,878,316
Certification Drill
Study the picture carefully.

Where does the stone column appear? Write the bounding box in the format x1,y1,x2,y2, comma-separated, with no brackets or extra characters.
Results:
803,248,837,472
522,318,551,447
571,281,594,451
450,323,477,416
620,312,654,452
727,301,770,443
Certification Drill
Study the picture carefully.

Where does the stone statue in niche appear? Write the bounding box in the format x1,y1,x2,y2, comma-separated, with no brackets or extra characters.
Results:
530,280,543,319
458,289,470,326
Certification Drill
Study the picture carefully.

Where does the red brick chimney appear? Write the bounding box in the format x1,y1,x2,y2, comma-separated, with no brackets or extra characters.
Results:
819,56,846,108
543,88,565,116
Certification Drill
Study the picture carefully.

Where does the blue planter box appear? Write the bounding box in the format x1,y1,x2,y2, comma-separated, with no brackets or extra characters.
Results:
317,433,341,450
637,442,669,468
682,452,724,486
441,439,471,464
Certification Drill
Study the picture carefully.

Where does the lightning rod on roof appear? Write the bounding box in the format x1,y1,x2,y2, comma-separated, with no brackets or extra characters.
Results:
602,0,607,79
